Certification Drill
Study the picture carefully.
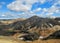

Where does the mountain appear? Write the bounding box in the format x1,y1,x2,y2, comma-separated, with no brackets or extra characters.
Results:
6,16,39,32
55,17,60,21
0,16,60,41
0,16,60,32
7,16,60,33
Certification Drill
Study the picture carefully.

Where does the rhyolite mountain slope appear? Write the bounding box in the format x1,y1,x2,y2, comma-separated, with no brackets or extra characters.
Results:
8,16,60,31
0,16,60,36
0,16,59,31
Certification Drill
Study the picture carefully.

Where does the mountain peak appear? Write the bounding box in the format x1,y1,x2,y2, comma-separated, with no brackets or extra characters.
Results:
29,15,40,19
31,15,40,18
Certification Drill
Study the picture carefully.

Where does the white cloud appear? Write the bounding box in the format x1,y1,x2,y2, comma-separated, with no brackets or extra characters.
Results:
42,8,47,12
1,14,6,17
7,0,60,18
7,0,41,18
33,8,42,12
39,0,46,4
7,1,30,11
17,11,36,18
16,0,46,4
35,0,60,17
46,0,60,16
55,10,60,13
0,12,15,17
0,11,36,19
7,0,39,12
7,0,49,12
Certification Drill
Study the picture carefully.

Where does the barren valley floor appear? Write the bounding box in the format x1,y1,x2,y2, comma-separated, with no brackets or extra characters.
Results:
0,36,60,43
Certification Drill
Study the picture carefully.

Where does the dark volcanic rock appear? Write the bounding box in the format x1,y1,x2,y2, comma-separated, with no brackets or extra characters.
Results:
19,32,40,41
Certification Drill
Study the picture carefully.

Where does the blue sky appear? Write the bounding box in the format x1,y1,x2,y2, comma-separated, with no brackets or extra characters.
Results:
0,0,60,19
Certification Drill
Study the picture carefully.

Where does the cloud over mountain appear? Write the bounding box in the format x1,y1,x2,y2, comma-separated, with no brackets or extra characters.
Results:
7,0,60,18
